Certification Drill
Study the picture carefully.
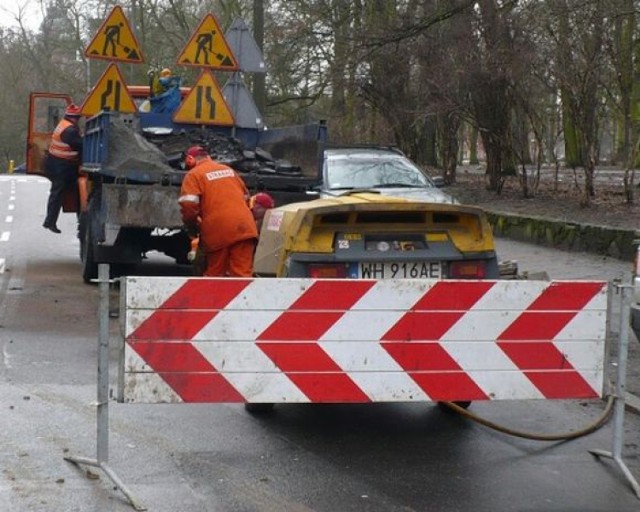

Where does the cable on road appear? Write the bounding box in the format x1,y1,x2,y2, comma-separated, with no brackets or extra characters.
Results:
441,394,615,441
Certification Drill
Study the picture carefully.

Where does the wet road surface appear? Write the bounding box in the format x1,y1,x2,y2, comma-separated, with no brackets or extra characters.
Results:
1,174,639,511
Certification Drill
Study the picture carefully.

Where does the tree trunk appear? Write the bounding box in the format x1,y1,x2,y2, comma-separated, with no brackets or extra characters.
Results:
437,113,460,184
558,5,582,168
411,117,438,167
471,1,514,192
469,124,479,165
561,88,581,168
481,132,504,192
613,0,634,165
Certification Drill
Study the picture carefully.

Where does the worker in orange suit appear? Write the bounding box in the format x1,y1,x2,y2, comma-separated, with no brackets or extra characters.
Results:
179,146,258,277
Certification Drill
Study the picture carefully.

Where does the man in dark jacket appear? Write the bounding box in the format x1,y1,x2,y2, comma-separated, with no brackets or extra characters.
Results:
43,104,83,233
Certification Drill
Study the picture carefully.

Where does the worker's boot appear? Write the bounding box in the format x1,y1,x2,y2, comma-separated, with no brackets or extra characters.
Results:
43,221,61,234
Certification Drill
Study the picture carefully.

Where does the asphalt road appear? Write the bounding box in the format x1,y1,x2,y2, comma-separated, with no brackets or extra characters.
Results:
1,174,640,512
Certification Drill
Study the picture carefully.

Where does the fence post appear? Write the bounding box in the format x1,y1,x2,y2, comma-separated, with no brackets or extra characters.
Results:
590,283,640,498
64,264,147,511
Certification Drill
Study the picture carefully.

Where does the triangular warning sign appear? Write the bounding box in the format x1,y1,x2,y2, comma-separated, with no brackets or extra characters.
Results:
176,13,238,71
85,6,144,63
172,71,234,126
222,74,263,129
80,63,137,117
225,18,266,73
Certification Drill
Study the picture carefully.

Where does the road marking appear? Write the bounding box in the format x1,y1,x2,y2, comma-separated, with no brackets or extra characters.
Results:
8,205,14,211
0,258,4,274
5,215,12,223
1,337,13,368
9,196,15,201
0,176,46,182
0,232,9,242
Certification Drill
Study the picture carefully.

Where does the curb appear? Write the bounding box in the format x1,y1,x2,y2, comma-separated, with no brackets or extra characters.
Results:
485,211,638,262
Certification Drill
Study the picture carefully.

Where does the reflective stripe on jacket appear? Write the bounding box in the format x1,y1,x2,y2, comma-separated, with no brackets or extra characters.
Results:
48,119,79,160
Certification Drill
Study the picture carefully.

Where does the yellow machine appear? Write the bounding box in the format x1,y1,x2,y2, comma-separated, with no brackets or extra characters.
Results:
254,192,498,280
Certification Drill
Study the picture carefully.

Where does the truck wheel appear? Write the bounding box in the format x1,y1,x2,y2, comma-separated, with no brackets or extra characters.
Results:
244,403,275,414
77,213,87,260
81,217,98,284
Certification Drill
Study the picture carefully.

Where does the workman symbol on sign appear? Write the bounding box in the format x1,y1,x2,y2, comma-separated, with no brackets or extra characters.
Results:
194,30,234,67
96,21,140,60
103,22,123,57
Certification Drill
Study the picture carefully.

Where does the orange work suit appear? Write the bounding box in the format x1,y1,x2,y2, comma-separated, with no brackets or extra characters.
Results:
179,158,258,277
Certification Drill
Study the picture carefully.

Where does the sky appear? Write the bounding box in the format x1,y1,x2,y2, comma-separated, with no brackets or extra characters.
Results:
0,1,43,30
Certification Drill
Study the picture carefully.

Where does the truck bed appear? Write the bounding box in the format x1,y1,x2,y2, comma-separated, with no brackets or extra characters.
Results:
81,111,327,200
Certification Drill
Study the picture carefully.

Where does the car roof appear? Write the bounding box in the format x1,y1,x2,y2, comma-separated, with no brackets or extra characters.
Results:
325,147,405,158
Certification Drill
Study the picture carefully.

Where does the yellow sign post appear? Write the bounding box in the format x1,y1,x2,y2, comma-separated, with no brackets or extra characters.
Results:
176,13,238,70
172,71,234,126
80,63,137,116
85,5,144,63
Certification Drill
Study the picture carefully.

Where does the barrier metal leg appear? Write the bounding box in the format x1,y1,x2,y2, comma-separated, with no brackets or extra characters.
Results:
64,264,147,511
590,284,640,499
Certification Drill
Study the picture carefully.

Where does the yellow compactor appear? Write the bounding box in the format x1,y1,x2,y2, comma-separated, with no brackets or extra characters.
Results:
254,192,498,280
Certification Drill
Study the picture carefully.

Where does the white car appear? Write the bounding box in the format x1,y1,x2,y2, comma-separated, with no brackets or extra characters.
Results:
322,147,456,203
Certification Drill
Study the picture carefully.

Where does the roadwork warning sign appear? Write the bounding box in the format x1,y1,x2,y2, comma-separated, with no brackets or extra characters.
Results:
85,5,144,63
176,13,238,70
80,63,137,117
173,70,234,126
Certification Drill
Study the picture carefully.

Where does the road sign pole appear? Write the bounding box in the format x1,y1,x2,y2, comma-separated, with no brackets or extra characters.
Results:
64,264,147,511
252,1,266,112
230,72,240,137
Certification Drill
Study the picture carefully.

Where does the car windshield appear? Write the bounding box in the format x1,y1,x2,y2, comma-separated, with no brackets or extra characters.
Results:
325,153,432,190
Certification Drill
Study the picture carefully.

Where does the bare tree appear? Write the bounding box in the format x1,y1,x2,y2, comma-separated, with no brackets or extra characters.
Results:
549,0,606,205
606,0,639,202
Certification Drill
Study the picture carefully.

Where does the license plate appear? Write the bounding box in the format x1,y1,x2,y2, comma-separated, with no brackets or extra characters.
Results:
356,261,442,279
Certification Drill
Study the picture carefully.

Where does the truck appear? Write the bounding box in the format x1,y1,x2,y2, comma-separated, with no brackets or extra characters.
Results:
27,91,327,282
27,90,501,291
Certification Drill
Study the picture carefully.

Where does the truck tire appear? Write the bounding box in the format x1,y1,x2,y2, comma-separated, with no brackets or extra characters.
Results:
244,403,275,414
81,213,98,284
77,213,86,260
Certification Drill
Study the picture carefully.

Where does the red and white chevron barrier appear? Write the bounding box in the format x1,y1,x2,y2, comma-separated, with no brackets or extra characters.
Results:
120,277,608,404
